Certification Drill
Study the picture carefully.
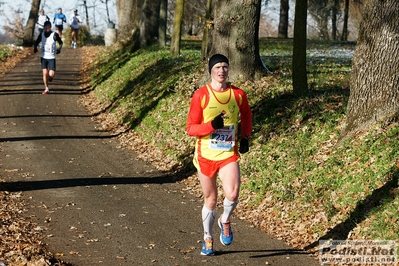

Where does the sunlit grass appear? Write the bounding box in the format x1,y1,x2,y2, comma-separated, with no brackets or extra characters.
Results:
0,45,14,61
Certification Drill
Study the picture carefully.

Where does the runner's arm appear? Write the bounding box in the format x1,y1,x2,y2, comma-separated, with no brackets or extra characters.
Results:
186,91,214,137
238,91,252,139
33,34,42,51
54,33,63,49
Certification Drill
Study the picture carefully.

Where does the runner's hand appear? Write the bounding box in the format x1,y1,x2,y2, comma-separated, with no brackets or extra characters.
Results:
56,49,61,54
34,47,38,53
211,112,224,129
239,137,249,154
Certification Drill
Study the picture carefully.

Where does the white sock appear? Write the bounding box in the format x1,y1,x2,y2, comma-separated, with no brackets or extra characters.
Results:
202,205,215,240
221,198,238,223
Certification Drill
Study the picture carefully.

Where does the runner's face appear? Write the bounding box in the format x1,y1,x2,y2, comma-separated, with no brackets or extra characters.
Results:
44,24,51,32
211,62,229,83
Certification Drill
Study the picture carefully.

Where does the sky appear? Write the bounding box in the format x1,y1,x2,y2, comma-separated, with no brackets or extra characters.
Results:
0,0,118,36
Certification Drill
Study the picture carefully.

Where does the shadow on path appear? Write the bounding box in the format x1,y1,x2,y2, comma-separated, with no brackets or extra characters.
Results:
220,248,315,258
0,175,174,192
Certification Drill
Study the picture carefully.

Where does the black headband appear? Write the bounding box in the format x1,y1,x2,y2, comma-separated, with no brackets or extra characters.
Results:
208,54,229,73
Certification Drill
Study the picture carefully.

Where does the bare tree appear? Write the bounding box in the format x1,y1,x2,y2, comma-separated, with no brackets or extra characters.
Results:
116,0,137,42
3,8,25,44
167,0,206,37
278,0,289,38
343,0,399,137
201,0,211,60
116,0,160,49
331,0,340,40
341,0,349,41
292,0,308,95
308,0,333,40
184,0,206,36
158,0,167,47
23,0,41,46
82,0,91,32
102,0,113,24
203,0,266,83
170,0,184,56
0,2,5,15
139,0,161,47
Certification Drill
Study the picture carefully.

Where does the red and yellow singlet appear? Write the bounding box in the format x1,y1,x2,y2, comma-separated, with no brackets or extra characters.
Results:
186,83,252,170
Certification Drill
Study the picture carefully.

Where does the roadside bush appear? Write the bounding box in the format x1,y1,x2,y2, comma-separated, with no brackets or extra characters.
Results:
63,26,91,47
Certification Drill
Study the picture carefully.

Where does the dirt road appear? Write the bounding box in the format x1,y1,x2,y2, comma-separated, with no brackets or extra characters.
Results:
0,48,320,265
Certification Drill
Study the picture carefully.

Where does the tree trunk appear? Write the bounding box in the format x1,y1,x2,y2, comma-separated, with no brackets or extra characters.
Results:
278,0,289,39
83,0,91,32
170,0,184,56
139,0,160,47
331,0,339,40
292,0,308,95
203,0,265,83
23,0,41,46
342,0,399,137
116,0,159,49
308,0,330,40
201,0,212,61
116,0,138,42
158,0,167,47
105,0,112,23
341,0,349,41
319,16,329,40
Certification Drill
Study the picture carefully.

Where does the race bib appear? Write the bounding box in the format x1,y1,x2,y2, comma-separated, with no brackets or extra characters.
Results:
209,125,235,151
44,42,54,53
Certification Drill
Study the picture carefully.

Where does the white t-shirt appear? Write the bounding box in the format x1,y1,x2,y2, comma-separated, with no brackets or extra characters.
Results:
37,14,49,29
69,14,82,30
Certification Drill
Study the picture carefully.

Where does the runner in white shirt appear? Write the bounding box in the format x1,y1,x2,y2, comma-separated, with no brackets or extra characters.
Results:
36,9,50,34
33,21,63,94
69,9,82,49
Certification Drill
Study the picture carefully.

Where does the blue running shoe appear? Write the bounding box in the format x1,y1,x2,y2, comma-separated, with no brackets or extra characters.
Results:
218,217,233,245
200,237,214,256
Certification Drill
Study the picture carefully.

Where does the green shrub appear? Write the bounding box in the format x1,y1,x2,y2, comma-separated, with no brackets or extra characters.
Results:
63,26,91,47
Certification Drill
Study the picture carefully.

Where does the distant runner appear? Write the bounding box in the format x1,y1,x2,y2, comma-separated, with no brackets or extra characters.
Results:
36,9,50,34
69,9,82,49
53,8,67,39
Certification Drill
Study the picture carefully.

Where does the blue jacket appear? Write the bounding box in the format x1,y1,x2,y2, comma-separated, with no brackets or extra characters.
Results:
54,13,67,26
